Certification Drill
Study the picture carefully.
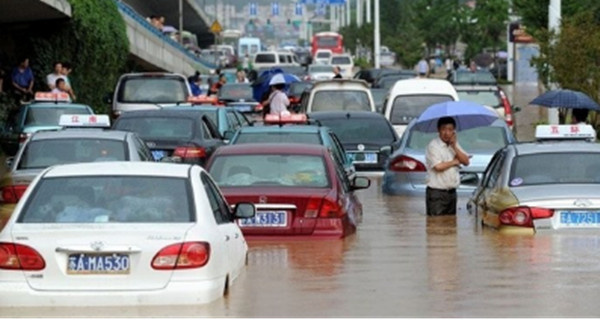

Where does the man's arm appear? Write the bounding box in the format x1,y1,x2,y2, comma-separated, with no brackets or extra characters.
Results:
433,158,460,172
427,141,460,172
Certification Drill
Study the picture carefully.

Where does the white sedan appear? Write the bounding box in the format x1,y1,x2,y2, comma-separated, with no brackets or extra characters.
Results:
0,162,255,307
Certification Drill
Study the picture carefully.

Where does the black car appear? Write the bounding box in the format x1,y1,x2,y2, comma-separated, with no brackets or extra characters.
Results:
353,68,398,85
372,70,417,89
307,111,401,171
112,108,224,166
289,81,314,113
217,83,262,115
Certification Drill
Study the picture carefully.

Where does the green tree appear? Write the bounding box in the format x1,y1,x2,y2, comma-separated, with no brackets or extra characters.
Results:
457,0,509,63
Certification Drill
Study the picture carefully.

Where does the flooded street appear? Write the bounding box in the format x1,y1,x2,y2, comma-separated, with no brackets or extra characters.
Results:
7,84,600,318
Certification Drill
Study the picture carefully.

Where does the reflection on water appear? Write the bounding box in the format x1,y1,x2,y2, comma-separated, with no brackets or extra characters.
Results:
6,173,600,317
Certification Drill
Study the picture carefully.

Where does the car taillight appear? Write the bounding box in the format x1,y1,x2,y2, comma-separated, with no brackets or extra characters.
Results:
18,133,31,144
305,197,322,218
499,206,554,228
499,89,513,127
319,198,343,218
152,242,210,270
173,146,206,159
389,155,426,172
0,243,45,270
0,185,28,204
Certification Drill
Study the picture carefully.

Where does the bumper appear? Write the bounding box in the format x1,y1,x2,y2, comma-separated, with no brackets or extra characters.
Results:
243,217,355,240
0,278,225,307
382,173,475,196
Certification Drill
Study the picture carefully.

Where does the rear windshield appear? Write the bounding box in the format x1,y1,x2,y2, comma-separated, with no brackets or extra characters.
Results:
457,91,501,107
209,155,329,188
309,65,334,73
316,51,332,58
19,176,192,223
317,118,396,144
117,77,188,104
311,90,371,112
331,57,352,65
510,153,600,186
18,139,127,169
317,37,338,48
390,95,454,125
255,54,276,63
290,83,313,96
219,85,254,101
407,125,507,151
453,71,497,85
115,117,194,140
234,132,321,145
25,107,91,127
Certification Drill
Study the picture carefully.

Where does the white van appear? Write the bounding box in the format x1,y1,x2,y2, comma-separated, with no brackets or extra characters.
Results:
383,79,459,137
253,51,295,69
314,49,333,65
303,79,376,113
329,54,354,78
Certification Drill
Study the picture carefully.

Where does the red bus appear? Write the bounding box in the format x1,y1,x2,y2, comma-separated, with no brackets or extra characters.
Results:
311,32,344,56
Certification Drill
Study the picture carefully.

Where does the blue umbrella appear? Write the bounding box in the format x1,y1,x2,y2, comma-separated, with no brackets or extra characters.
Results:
252,68,300,102
414,101,499,133
529,89,600,111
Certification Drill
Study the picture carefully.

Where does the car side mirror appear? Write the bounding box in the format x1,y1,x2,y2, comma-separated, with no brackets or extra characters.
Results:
351,176,371,190
379,145,392,157
160,156,182,163
5,157,14,168
460,172,479,186
223,130,235,141
104,92,113,104
233,203,256,219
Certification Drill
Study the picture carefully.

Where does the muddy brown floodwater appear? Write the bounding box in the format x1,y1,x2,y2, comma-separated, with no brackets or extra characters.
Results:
6,85,600,317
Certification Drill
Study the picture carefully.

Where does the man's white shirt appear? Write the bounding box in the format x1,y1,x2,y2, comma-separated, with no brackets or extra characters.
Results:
426,137,464,190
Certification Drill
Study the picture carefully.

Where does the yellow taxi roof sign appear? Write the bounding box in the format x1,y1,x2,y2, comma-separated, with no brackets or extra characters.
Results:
210,20,222,34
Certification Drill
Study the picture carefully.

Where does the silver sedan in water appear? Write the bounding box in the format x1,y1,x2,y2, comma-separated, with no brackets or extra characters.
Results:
382,119,516,196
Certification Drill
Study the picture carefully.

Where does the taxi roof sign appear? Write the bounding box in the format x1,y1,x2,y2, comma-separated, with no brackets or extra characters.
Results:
264,113,308,125
59,114,111,128
535,125,596,141
188,95,218,105
34,92,70,103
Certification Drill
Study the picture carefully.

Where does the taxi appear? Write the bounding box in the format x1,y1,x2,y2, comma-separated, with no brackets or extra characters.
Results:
228,114,355,177
468,125,600,234
0,92,94,156
0,115,153,231
205,143,370,239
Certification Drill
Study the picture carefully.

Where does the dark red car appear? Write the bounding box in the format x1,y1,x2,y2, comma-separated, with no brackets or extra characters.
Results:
205,144,370,239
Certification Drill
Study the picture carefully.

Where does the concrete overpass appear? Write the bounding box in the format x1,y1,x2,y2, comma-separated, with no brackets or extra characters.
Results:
0,0,71,23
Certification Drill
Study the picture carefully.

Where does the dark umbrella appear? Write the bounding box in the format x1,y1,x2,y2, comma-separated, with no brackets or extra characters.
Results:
529,89,600,111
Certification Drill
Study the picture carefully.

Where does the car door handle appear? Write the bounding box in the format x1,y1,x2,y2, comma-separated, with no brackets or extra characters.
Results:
225,235,231,241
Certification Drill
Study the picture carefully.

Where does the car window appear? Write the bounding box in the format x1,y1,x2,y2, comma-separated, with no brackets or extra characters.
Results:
18,139,127,169
116,77,188,103
485,150,506,188
255,54,276,63
115,117,194,140
407,125,507,152
331,57,352,65
226,111,240,130
390,95,454,125
480,149,503,188
234,112,250,127
233,132,321,144
510,152,600,186
201,172,231,224
209,154,330,188
318,117,396,145
132,135,152,161
25,107,91,127
311,90,371,112
328,132,349,168
457,91,501,107
18,176,192,223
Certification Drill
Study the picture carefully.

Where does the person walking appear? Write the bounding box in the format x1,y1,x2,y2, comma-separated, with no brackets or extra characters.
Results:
266,74,290,116
417,57,429,78
425,117,470,216
333,66,343,79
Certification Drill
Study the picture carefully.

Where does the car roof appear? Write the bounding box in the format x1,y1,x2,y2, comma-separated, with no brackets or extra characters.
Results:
214,143,328,156
43,162,194,178
389,78,458,98
510,141,600,155
308,111,387,120
238,125,322,134
30,129,129,141
312,79,369,90
115,108,208,118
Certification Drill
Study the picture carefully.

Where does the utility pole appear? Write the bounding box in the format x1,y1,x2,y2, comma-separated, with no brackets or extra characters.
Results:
356,0,362,27
548,0,561,124
373,0,380,68
366,0,371,24
346,0,350,27
179,0,183,45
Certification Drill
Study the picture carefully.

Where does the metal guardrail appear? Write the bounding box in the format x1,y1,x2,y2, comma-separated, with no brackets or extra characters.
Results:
115,0,218,70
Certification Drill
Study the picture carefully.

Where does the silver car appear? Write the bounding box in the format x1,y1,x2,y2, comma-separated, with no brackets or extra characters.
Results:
468,126,600,234
382,119,516,196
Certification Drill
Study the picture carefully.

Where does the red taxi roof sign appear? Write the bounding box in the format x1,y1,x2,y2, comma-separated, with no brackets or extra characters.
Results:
535,124,595,141
34,92,71,103
264,113,308,125
59,114,111,128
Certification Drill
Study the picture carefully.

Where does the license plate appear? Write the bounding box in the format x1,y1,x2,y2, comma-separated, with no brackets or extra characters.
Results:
151,150,167,161
239,211,287,227
67,253,130,275
559,211,600,227
233,105,252,112
348,152,378,164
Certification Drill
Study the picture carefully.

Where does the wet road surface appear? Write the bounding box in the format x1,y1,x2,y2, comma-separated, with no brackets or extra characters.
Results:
7,85,600,317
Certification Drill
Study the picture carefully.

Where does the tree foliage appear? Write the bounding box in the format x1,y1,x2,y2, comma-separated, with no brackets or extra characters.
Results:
30,0,129,113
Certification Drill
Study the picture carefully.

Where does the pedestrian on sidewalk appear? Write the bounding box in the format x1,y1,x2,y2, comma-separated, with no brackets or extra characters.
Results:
425,117,470,216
